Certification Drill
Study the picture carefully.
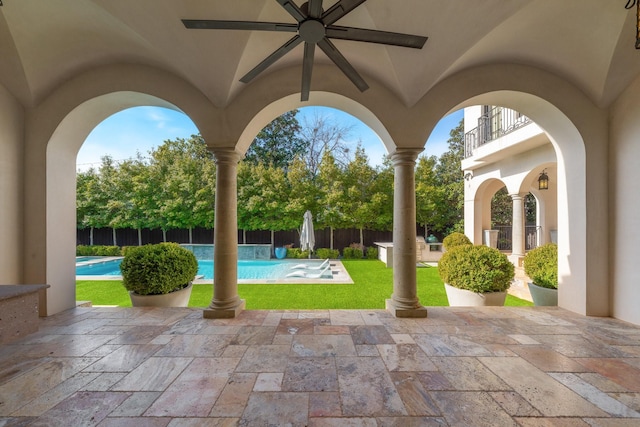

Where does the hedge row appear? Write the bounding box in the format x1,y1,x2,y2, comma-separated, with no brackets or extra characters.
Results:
78,244,379,260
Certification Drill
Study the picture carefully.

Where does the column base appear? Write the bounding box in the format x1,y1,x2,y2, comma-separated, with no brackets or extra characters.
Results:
508,254,524,267
385,299,428,318
203,299,246,319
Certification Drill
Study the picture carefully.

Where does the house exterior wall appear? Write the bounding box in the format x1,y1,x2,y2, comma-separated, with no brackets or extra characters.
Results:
0,86,24,284
610,77,640,325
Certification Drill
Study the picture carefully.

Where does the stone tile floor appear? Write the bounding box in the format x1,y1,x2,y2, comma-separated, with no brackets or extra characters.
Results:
1,306,640,426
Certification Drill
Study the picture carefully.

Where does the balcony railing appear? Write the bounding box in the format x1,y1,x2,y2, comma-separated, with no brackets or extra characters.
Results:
464,107,532,158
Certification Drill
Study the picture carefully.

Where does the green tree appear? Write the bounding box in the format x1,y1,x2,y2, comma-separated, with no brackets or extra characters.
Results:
286,156,320,242
76,167,102,245
433,119,465,233
415,155,439,237
316,151,347,249
342,145,378,247
117,155,149,246
237,162,292,246
244,110,306,169
97,155,124,246
149,135,215,243
369,157,394,232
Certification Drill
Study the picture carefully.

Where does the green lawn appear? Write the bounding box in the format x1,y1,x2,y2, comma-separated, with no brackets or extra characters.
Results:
76,259,532,308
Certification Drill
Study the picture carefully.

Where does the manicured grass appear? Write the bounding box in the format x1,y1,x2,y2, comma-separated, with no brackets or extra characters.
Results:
76,259,532,308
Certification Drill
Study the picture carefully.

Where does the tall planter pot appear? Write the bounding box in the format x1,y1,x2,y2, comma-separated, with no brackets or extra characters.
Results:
444,283,507,306
527,282,558,306
129,283,193,307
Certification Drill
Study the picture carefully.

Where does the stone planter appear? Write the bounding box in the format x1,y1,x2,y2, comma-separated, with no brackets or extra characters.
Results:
527,282,558,306
129,283,193,307
444,283,507,306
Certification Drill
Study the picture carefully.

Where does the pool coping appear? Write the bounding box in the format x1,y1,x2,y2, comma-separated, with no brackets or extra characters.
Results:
76,258,354,285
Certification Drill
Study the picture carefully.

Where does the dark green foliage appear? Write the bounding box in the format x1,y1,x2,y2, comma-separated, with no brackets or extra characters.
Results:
343,247,363,259
76,245,122,256
244,110,307,169
286,248,310,259
491,187,537,227
438,245,515,293
365,246,378,259
120,243,198,296
316,248,340,259
523,243,558,289
442,232,472,250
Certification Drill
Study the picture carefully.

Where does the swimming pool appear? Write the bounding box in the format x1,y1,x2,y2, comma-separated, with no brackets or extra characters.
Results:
75,258,330,280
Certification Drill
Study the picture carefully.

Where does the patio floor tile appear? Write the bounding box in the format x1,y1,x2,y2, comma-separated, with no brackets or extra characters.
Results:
1,307,640,425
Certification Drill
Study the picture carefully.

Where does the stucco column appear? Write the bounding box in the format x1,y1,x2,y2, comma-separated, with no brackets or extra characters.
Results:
386,148,427,318
204,148,245,319
510,193,525,264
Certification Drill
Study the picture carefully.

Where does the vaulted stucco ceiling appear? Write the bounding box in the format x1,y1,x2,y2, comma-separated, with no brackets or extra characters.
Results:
1,0,639,109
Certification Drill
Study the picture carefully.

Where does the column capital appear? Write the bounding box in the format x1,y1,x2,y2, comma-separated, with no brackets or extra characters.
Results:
509,193,526,201
211,148,244,165
390,148,423,166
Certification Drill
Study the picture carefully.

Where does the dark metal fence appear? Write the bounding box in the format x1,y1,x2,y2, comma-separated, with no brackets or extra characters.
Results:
493,225,540,251
76,227,422,252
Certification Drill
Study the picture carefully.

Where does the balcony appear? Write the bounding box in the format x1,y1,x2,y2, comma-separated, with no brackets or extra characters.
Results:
464,107,534,159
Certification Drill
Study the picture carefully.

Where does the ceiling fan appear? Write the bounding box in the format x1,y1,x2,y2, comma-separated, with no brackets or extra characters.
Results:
182,0,428,101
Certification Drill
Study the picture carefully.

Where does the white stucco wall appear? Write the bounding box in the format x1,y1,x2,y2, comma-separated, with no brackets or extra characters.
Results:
0,85,24,284
609,77,640,325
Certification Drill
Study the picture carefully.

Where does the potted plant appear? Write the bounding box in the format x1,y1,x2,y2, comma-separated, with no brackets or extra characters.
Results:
120,242,198,307
442,231,472,251
438,244,515,306
523,243,558,306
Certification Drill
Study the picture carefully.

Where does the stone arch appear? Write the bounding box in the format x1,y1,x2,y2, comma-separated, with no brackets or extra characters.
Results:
419,64,607,316
236,91,395,156
44,94,202,315
26,65,215,315
465,177,508,246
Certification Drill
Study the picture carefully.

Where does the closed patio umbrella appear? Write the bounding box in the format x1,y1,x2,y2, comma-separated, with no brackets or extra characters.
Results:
300,210,315,259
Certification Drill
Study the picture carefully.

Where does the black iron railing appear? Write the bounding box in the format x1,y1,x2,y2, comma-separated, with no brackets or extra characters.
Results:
464,107,532,158
493,225,541,251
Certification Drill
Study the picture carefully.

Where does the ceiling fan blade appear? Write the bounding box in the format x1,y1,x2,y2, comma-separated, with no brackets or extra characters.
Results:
182,19,297,33
276,0,306,22
322,0,367,26
317,38,369,92
307,0,323,19
301,42,315,101
240,35,303,83
326,26,427,49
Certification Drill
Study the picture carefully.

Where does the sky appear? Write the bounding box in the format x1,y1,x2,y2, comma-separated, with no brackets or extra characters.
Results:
76,105,463,171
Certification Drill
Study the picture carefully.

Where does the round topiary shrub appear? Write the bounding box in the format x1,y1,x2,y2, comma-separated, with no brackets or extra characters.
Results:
438,244,515,293
523,243,558,289
120,243,198,296
442,232,472,251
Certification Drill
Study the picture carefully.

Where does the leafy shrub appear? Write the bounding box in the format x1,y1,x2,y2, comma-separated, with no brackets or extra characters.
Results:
76,245,122,256
523,243,558,289
286,248,310,259
316,248,340,259
442,232,472,251
343,247,364,259
365,246,378,259
120,243,198,296
438,245,514,293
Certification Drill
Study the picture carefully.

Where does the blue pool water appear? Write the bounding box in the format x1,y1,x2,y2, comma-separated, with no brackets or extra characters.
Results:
76,258,327,280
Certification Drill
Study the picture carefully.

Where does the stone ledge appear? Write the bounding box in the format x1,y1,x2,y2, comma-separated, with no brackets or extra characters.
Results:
0,284,50,344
